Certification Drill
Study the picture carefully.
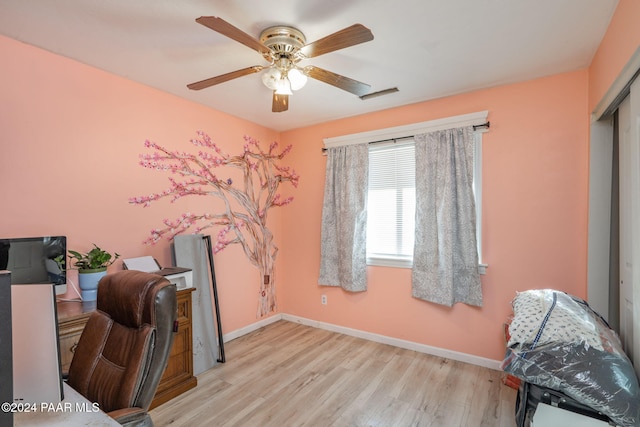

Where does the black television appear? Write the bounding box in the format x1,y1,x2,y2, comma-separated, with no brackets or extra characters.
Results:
0,236,67,295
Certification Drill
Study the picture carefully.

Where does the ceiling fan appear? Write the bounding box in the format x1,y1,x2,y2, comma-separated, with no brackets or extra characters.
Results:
187,16,374,112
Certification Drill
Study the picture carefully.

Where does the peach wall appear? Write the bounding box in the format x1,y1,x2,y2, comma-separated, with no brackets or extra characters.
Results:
589,0,640,112
1,26,599,363
279,70,590,361
0,35,282,333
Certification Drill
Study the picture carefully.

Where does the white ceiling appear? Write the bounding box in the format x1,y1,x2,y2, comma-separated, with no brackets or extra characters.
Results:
0,0,618,131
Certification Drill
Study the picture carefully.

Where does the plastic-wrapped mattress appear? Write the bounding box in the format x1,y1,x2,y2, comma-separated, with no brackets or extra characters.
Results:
502,289,640,427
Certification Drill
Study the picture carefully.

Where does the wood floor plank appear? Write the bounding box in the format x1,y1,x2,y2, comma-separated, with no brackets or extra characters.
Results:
464,366,504,427
150,320,517,427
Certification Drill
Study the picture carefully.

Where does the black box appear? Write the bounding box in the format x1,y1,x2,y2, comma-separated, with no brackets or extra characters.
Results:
0,271,13,427
516,381,613,427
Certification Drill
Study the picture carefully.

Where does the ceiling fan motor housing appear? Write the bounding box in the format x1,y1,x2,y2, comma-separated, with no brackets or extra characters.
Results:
259,26,306,60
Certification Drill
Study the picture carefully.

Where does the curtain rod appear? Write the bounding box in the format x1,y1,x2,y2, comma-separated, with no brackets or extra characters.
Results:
473,121,490,131
322,121,490,153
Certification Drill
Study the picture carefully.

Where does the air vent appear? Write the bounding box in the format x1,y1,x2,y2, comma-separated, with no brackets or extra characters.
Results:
360,87,399,100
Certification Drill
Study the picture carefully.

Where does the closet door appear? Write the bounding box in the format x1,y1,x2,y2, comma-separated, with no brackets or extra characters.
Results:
619,94,633,361
620,77,640,375
631,78,640,373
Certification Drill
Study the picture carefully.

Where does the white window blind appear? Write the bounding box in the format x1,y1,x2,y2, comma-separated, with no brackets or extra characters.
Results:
366,140,416,267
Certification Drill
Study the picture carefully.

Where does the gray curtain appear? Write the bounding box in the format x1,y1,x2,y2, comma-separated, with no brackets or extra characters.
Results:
318,144,368,291
412,127,482,307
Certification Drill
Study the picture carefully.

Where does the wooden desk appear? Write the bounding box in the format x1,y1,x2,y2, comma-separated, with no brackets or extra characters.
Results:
14,383,120,426
56,288,197,409
149,287,197,408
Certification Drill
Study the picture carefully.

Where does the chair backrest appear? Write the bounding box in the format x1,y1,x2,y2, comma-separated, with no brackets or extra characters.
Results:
67,270,177,414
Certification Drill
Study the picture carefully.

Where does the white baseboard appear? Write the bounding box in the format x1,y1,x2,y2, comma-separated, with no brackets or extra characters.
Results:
223,313,502,371
222,313,283,343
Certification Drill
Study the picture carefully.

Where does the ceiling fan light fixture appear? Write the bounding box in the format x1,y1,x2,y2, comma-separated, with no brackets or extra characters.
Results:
262,67,282,90
288,68,307,91
274,77,293,95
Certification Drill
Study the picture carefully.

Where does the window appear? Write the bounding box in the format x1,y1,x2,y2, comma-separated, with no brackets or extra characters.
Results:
366,140,416,267
365,133,483,269
323,111,488,271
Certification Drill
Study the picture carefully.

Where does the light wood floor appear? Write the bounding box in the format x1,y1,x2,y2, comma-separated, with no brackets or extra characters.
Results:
150,320,517,427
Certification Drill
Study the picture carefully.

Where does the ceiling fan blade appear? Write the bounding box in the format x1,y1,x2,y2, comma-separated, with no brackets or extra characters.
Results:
305,66,371,97
187,66,263,90
195,16,271,57
299,24,373,58
272,92,289,112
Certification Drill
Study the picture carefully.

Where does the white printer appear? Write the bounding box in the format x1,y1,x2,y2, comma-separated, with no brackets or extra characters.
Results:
122,256,193,290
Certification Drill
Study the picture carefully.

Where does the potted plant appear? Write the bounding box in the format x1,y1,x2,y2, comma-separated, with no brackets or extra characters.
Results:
69,244,120,301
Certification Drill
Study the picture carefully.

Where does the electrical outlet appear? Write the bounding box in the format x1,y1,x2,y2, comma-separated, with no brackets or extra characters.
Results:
321,295,327,305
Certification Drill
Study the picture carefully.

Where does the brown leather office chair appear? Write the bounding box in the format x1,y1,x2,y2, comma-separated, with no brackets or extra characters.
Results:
67,270,177,427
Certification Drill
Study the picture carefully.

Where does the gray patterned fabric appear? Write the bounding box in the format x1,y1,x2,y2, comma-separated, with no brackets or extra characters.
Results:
412,127,482,306
318,144,368,292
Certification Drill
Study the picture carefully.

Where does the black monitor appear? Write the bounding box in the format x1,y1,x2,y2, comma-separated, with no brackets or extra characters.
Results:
0,236,67,295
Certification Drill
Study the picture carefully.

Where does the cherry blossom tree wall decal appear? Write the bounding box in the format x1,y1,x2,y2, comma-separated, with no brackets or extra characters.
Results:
130,131,299,317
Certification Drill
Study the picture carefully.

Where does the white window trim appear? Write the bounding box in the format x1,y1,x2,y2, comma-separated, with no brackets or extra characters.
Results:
473,133,488,275
324,111,489,274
